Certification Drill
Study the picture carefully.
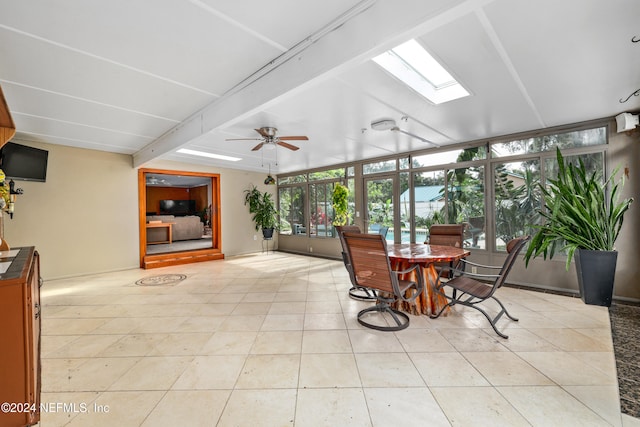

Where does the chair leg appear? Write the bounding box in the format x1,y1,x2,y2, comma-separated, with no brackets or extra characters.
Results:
471,303,510,339
429,282,456,319
349,286,378,301
357,304,410,331
466,296,518,339
491,296,519,321
429,291,516,339
430,301,454,319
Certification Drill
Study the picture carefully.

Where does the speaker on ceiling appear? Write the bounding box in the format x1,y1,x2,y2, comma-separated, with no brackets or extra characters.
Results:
615,112,639,133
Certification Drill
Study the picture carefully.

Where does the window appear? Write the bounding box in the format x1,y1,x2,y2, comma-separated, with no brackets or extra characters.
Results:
544,152,604,182
278,174,307,185
309,168,345,181
275,122,607,254
490,127,607,251
412,146,486,168
347,178,355,226
363,159,396,175
493,160,541,251
373,39,469,105
446,166,485,249
279,186,306,235
309,182,335,237
412,167,485,248
399,172,410,242
491,127,606,157
399,157,410,170
412,170,445,243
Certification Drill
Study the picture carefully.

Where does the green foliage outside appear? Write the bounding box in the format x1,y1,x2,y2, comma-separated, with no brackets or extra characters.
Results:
494,166,542,246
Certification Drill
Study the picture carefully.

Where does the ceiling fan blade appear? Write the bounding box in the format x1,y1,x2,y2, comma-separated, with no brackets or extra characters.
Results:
251,142,264,151
225,138,262,141
255,128,269,138
278,136,308,141
277,141,299,151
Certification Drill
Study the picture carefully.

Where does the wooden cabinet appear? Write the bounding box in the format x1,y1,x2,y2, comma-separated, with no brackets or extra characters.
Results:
0,247,41,427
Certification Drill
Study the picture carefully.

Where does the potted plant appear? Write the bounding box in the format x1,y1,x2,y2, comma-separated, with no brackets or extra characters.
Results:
244,185,278,239
331,183,349,227
524,148,633,306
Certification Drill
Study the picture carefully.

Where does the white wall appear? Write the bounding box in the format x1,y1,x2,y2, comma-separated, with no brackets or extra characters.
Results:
4,140,272,280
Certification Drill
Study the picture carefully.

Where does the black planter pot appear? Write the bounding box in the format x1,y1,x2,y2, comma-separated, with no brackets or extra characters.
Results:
262,228,274,239
574,249,618,307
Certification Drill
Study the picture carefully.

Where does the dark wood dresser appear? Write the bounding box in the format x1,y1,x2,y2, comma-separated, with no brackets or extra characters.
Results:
0,247,41,427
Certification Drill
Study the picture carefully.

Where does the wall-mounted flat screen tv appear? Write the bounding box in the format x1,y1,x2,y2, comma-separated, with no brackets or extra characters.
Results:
160,199,196,216
0,142,49,182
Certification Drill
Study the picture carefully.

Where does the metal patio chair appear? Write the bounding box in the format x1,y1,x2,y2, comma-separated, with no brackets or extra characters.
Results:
336,225,377,301
343,232,424,331
430,235,530,338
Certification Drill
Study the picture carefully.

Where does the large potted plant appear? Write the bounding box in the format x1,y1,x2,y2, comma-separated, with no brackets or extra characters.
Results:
244,185,278,239
524,148,633,306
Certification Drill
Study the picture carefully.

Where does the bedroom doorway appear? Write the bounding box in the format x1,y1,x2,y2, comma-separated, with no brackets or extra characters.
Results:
138,168,224,268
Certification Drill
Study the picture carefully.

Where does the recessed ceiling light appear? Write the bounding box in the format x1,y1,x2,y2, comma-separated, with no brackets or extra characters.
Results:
177,148,242,162
373,39,469,105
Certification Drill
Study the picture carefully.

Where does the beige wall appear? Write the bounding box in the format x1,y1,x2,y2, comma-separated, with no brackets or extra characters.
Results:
607,124,639,301
4,140,273,280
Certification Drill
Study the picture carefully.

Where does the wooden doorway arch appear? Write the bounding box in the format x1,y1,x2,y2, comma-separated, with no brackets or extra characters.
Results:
138,168,224,268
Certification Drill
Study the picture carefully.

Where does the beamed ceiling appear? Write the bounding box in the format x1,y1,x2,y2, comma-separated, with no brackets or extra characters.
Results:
1,0,639,174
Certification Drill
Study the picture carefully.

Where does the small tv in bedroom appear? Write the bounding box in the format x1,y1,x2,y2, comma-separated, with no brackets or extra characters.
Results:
0,142,49,182
159,199,196,216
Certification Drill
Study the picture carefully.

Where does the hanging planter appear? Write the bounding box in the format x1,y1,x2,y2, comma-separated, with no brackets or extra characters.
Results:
332,183,349,227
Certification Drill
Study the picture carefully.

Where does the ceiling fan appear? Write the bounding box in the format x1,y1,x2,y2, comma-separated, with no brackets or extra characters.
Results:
226,127,308,151
146,175,171,186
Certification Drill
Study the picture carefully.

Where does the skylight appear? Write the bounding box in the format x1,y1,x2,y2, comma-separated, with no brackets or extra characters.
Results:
373,39,469,105
177,148,241,162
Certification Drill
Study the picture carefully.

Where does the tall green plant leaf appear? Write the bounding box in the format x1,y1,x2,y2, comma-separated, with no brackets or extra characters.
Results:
524,148,633,270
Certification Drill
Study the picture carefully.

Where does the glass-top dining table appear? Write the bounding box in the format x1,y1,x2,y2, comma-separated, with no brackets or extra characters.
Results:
386,243,470,316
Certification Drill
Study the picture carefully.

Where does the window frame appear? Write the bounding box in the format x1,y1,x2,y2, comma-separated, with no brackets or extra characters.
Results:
276,120,610,253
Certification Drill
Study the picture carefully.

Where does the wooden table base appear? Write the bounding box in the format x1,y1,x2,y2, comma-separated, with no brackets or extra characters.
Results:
390,259,451,316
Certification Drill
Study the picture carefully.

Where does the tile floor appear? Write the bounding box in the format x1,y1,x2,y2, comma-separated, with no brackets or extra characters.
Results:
37,252,640,426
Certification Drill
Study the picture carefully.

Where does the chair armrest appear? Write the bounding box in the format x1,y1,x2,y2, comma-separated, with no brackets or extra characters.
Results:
438,265,500,280
459,272,501,279
394,263,422,276
459,259,502,270
393,263,424,303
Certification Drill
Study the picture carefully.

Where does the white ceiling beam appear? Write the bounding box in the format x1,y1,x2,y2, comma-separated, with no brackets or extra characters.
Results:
133,0,493,167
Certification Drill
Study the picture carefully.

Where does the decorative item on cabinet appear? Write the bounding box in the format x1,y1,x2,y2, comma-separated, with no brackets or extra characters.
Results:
0,170,23,251
0,83,24,252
